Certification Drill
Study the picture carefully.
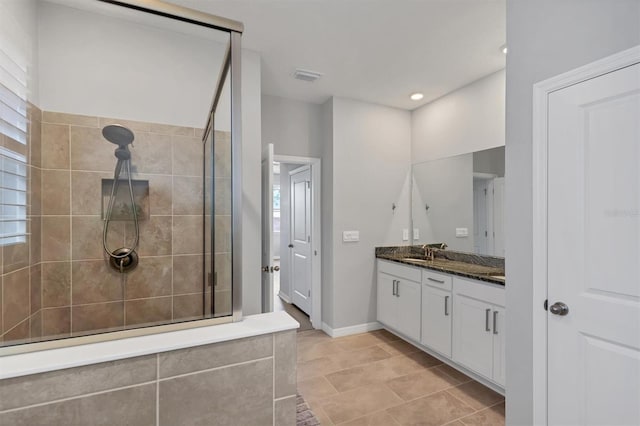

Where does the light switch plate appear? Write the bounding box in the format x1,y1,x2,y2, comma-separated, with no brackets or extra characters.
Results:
455,227,469,237
413,228,420,240
402,229,409,241
342,231,360,242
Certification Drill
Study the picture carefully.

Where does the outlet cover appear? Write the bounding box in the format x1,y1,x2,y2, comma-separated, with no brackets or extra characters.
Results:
413,228,420,240
342,231,360,242
402,229,409,241
455,227,469,237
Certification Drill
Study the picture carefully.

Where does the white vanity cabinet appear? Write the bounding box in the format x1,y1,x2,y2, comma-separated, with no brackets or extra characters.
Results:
421,270,453,358
376,260,421,342
452,277,506,386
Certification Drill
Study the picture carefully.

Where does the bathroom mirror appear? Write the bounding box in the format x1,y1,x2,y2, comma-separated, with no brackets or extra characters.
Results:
411,146,505,256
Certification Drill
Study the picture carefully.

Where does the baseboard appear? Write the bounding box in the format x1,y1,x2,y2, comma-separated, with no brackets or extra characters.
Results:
321,321,382,338
277,292,291,304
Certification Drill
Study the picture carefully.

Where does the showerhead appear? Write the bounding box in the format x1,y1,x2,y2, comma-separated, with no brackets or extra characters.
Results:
102,124,134,147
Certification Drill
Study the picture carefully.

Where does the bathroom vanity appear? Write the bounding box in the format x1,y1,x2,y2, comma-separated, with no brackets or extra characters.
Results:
375,246,505,393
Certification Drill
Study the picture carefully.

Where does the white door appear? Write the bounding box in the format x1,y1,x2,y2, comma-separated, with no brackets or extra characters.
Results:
492,177,505,257
547,62,640,425
290,165,312,314
261,144,274,313
421,284,452,357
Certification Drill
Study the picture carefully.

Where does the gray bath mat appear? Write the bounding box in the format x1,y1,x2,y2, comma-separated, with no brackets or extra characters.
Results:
296,394,321,426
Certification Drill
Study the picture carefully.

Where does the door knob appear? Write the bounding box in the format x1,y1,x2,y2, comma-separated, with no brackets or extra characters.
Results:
271,266,280,272
549,302,569,316
262,266,269,272
288,244,294,248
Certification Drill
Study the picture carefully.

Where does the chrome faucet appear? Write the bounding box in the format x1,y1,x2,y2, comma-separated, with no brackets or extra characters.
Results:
422,245,436,261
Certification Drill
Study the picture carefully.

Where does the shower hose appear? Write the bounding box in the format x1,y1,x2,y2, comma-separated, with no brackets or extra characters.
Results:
103,157,140,273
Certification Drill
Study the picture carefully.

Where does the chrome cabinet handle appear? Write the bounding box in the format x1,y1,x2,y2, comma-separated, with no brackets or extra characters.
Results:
493,311,498,334
392,280,396,296
427,277,445,284
485,308,491,331
396,281,400,297
444,296,449,316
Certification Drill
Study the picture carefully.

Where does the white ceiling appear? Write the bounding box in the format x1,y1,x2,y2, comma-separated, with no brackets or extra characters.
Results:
170,0,506,110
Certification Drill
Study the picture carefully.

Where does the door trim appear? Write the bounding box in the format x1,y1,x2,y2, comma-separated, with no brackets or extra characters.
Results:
531,45,640,425
274,154,322,330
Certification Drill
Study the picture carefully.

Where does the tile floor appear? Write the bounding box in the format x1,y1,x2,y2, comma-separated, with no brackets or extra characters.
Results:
296,329,505,426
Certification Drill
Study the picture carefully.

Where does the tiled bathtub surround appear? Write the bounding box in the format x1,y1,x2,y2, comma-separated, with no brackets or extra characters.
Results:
0,330,297,426
1,109,232,347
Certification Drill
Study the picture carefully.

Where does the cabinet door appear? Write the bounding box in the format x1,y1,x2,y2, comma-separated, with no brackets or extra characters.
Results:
395,279,421,341
452,293,493,379
377,272,397,329
491,306,506,386
421,285,452,357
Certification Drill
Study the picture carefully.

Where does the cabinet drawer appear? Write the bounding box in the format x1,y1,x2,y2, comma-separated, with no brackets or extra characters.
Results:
422,270,453,291
377,259,421,282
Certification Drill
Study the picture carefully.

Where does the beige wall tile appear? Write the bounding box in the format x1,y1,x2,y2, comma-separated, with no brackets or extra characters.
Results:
173,176,203,215
43,112,99,127
173,215,202,255
173,254,202,295
29,118,42,168
130,133,172,174
41,306,70,337
214,215,231,254
71,260,121,304
29,310,42,340
0,384,156,426
214,253,231,291
125,297,172,327
41,169,70,215
28,166,41,216
2,241,29,274
72,302,123,334
125,256,172,299
173,293,203,321
29,216,41,264
0,355,156,411
159,334,272,378
172,135,202,176
30,264,41,314
275,395,296,426
42,262,71,308
275,331,297,398
99,117,151,133
214,131,231,178
42,216,70,261
72,216,124,260
70,126,116,172
71,171,111,215
150,122,195,136
159,359,272,426
2,268,30,332
214,177,231,215
127,215,172,256
137,173,172,215
41,123,70,169
3,318,30,343
213,289,231,317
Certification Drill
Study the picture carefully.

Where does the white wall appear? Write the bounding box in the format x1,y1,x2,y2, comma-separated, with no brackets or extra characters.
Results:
320,99,334,326
412,69,505,164
261,95,323,158
329,97,412,329
505,1,640,424
37,1,229,130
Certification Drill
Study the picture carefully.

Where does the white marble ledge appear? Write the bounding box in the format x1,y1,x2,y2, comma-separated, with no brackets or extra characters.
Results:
0,311,299,380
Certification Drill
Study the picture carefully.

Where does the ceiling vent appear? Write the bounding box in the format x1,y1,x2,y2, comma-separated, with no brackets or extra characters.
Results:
293,69,322,82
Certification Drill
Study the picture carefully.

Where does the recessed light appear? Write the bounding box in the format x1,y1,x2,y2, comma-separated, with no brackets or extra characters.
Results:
500,44,508,55
410,93,424,101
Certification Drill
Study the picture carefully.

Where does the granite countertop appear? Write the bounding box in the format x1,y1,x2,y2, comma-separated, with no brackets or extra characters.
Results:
375,245,505,286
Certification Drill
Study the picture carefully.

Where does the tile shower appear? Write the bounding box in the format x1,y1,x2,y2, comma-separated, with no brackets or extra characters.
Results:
0,105,232,346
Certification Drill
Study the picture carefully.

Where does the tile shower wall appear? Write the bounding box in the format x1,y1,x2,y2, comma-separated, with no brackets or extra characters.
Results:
0,331,297,426
1,108,232,346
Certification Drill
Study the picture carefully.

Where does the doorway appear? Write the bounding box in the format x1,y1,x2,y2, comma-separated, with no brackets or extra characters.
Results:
261,149,321,330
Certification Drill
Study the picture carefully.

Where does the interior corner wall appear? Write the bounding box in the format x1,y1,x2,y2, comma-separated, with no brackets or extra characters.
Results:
505,1,640,424
330,97,411,329
320,98,334,328
261,95,323,158
411,69,505,164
